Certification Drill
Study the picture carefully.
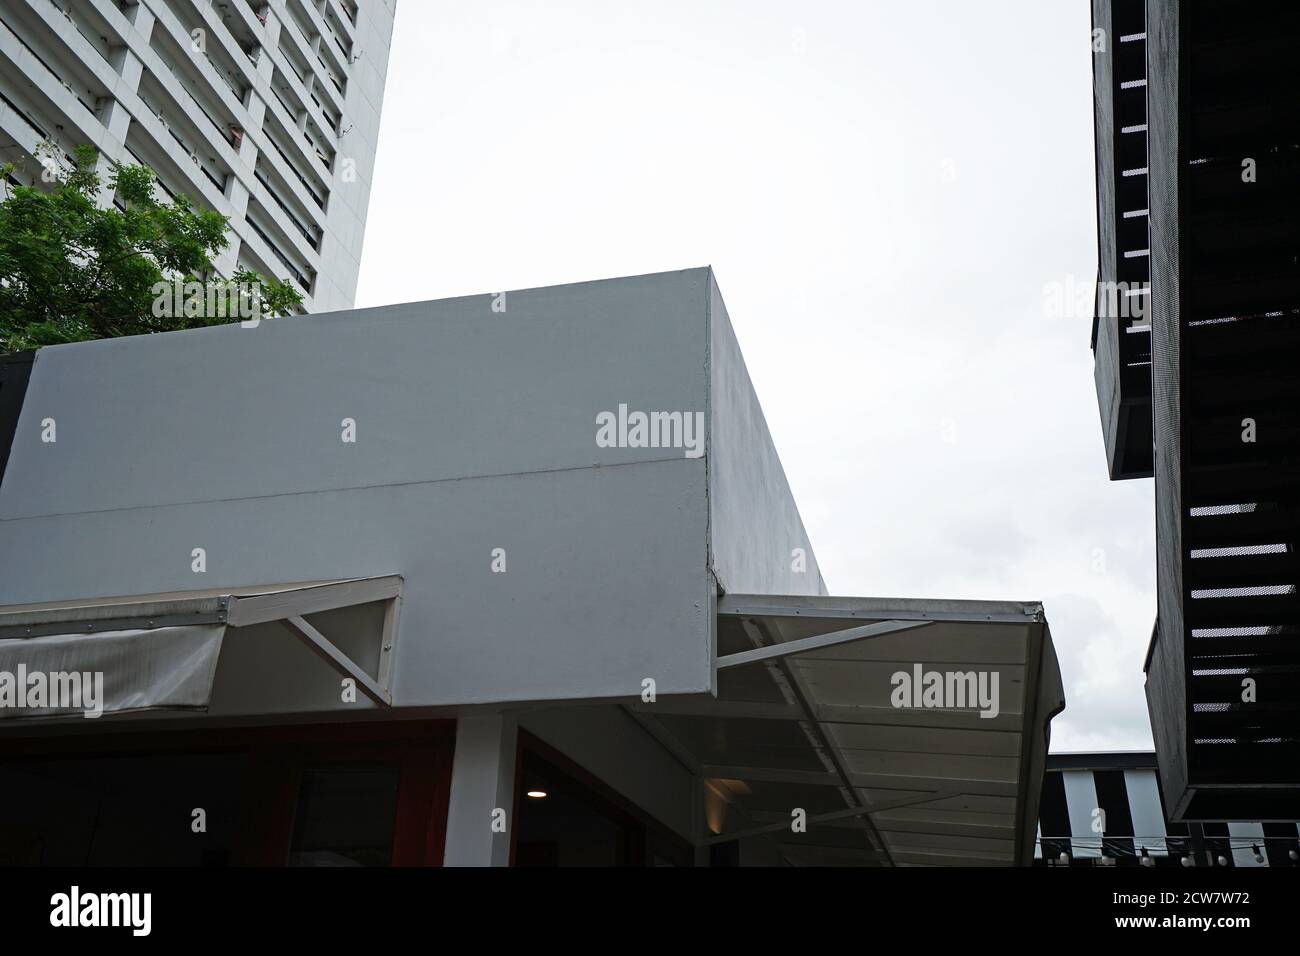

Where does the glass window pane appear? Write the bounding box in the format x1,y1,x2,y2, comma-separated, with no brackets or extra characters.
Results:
289,765,399,867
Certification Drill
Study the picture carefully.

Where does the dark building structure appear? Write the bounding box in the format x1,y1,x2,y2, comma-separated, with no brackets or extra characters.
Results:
1090,0,1153,481
1090,0,1300,820
1036,752,1300,866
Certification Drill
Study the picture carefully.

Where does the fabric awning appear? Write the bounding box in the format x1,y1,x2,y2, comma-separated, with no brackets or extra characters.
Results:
0,624,225,719
0,577,402,721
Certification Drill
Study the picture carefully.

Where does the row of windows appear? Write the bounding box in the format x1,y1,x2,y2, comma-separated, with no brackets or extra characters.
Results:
282,0,353,80
7,0,333,233
168,0,336,204
142,1,335,283
145,0,354,229
1,0,379,304
0,8,107,121
0,78,78,169
245,208,315,293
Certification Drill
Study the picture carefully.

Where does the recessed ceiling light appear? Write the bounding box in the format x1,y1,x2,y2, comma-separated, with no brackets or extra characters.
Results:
525,789,548,799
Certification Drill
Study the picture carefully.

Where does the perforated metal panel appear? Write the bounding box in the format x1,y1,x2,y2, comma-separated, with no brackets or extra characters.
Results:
1144,0,1300,820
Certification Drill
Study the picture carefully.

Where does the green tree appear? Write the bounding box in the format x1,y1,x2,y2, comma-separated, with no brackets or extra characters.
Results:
0,144,302,353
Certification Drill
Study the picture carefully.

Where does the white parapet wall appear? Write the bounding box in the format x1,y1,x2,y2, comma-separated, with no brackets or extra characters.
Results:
0,267,824,717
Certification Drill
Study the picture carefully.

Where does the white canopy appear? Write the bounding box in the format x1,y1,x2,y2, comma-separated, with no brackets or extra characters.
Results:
628,593,1065,866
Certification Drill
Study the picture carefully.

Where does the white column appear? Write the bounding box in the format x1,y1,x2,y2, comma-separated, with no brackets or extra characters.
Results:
1061,769,1103,858
1124,768,1169,856
1228,822,1267,868
125,2,157,39
443,714,518,867
214,175,248,276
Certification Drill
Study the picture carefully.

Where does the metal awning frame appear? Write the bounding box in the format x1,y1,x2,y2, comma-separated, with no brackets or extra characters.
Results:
0,576,402,707
627,593,1062,866
716,619,933,670
701,789,960,847
736,612,899,864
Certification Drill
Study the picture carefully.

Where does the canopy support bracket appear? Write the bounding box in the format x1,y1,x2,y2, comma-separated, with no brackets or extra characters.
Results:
284,614,392,706
703,789,959,846
716,619,933,670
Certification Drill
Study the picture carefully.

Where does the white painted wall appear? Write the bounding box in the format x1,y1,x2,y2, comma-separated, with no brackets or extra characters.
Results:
2,269,826,718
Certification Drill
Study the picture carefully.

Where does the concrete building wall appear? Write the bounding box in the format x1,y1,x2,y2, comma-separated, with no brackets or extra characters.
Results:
0,267,832,861
0,0,395,313
0,271,719,708
0,267,825,720
707,273,827,597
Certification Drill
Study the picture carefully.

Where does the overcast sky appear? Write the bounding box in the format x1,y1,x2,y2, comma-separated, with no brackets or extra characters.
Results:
355,0,1158,752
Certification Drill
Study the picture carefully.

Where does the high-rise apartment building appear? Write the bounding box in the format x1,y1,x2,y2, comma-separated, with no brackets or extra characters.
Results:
0,0,396,313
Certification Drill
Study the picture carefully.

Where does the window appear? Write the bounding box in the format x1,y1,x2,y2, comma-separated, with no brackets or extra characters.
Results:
289,765,401,866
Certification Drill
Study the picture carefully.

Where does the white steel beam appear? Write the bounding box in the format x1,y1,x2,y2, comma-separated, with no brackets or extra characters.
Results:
716,620,931,670
283,614,391,706
227,575,402,626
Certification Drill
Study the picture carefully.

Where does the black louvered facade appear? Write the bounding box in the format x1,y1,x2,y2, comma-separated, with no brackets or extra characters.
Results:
1036,753,1300,866
1092,1,1300,820
1091,0,1154,480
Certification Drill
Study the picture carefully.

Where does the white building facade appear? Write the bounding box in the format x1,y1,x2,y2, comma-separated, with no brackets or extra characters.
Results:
0,0,396,312
0,269,1066,867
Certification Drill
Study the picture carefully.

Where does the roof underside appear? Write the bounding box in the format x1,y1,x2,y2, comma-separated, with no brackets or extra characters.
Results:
631,594,1065,866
